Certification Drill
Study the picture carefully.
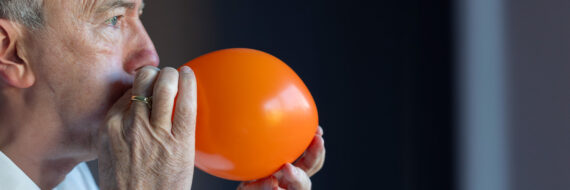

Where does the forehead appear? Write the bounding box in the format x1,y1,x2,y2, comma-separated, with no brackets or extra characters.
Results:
81,0,139,8
45,0,140,15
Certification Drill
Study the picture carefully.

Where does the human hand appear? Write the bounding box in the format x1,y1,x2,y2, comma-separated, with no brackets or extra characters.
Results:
98,66,197,190
237,126,326,190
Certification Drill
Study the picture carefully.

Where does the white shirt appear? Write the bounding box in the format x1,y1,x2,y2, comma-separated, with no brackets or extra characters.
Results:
0,151,99,190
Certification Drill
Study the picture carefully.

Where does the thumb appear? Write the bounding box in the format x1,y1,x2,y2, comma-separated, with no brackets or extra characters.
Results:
273,163,311,190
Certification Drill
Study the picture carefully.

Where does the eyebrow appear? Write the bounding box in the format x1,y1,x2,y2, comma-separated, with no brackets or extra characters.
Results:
97,0,144,13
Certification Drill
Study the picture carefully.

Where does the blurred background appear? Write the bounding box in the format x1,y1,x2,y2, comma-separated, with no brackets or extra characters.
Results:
86,0,570,189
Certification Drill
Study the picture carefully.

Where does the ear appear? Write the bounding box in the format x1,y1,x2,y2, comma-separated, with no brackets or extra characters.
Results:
0,19,34,88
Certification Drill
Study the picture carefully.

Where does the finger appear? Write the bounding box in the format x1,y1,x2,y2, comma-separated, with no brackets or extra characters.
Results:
294,134,325,177
172,66,197,139
100,89,132,147
132,66,160,115
237,176,281,190
273,163,311,190
150,67,179,132
107,88,133,117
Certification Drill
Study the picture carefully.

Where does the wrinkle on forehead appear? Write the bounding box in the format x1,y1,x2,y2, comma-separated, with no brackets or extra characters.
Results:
80,0,102,18
47,0,142,19
43,0,102,21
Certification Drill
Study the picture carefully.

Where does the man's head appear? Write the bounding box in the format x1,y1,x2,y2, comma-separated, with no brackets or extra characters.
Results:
0,0,158,160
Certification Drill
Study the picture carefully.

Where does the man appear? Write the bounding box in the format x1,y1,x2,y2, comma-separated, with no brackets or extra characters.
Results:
0,0,325,189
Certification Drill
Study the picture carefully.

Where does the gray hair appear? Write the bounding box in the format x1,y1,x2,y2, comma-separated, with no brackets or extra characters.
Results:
0,0,43,30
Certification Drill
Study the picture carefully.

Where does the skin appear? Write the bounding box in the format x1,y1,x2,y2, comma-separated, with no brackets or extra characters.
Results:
0,0,325,189
98,66,197,189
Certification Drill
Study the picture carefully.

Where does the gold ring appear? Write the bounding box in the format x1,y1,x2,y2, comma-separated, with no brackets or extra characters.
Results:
131,95,152,109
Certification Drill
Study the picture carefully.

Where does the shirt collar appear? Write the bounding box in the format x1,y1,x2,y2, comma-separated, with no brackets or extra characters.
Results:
0,151,40,190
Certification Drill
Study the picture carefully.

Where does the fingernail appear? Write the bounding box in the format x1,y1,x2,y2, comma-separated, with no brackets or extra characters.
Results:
181,66,192,73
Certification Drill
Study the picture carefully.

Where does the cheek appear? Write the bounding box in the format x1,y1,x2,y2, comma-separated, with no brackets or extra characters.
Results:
28,23,133,124
56,58,133,130
72,56,132,109
42,45,130,124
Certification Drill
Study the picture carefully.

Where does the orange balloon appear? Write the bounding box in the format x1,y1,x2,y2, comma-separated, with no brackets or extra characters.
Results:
178,48,318,181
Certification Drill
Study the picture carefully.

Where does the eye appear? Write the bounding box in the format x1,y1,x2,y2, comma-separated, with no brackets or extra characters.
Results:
104,16,122,27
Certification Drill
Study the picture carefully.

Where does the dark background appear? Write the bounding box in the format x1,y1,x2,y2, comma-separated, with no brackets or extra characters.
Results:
97,0,455,189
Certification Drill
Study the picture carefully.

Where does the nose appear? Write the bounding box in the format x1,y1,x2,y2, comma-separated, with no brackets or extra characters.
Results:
123,21,160,75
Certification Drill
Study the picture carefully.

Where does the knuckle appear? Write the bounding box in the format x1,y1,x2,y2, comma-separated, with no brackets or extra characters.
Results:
154,83,177,97
126,114,150,140
173,115,191,128
151,125,174,139
133,110,151,124
107,111,123,122
174,106,196,125
104,114,122,134
175,103,192,115
154,69,179,97
172,116,188,128
151,117,171,131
